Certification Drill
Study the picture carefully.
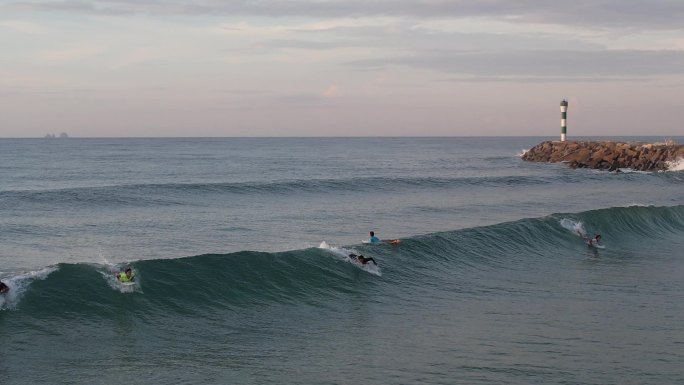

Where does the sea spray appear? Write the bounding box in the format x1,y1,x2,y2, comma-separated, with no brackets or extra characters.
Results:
319,241,382,276
560,218,587,237
666,157,684,171
0,266,58,310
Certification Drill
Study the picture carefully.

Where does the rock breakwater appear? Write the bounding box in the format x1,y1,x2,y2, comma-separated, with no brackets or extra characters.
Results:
522,140,683,171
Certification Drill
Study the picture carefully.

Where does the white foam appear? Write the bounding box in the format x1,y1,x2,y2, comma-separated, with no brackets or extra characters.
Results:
319,241,356,259
518,149,529,157
560,218,586,237
560,218,607,249
666,157,684,171
616,168,650,174
0,266,59,310
626,203,653,207
318,241,381,276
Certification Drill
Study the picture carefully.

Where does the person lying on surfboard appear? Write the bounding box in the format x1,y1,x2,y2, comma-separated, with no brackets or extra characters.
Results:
349,253,378,266
586,234,602,247
578,231,602,247
368,231,401,245
116,268,135,283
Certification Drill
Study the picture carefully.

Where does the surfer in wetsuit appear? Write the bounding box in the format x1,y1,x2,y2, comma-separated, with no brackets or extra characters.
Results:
349,253,378,266
0,281,9,294
116,268,135,283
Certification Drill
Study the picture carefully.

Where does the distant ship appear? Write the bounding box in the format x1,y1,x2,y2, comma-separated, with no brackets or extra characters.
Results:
44,132,69,138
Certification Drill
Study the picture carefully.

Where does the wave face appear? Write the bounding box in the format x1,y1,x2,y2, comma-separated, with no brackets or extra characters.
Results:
2,205,684,384
4,205,682,314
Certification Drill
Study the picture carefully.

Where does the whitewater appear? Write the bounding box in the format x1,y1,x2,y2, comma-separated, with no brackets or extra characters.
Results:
1,137,682,385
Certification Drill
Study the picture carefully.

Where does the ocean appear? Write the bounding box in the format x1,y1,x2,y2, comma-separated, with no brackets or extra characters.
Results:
0,137,682,384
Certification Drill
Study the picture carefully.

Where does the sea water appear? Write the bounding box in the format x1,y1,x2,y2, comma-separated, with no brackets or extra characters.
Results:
0,137,682,384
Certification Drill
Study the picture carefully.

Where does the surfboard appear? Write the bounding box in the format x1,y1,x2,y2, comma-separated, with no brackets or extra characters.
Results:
587,241,605,249
119,281,136,286
362,239,400,244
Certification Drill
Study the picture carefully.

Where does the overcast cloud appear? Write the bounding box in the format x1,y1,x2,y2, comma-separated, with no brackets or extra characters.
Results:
4,1,684,30
1,0,683,137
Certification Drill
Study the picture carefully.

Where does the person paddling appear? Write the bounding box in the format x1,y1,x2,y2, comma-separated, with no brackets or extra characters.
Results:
349,253,378,266
368,231,401,245
586,234,602,247
578,231,602,247
368,231,381,244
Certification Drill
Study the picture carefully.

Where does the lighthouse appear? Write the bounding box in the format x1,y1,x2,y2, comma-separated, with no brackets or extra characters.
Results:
560,99,568,142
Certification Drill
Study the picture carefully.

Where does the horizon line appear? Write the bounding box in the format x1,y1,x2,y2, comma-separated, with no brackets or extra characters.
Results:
2,135,682,140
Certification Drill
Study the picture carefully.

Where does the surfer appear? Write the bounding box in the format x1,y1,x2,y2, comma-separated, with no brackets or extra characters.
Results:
349,253,378,266
368,231,381,244
0,281,9,294
116,268,135,283
577,230,601,246
586,234,602,247
368,231,401,245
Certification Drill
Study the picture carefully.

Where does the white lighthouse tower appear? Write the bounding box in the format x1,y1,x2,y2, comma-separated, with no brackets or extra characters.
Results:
560,99,568,141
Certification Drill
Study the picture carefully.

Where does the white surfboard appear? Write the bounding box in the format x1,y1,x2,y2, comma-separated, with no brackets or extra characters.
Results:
587,241,605,249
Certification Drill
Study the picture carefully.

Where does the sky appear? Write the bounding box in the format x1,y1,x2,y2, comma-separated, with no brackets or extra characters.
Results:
1,0,683,137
